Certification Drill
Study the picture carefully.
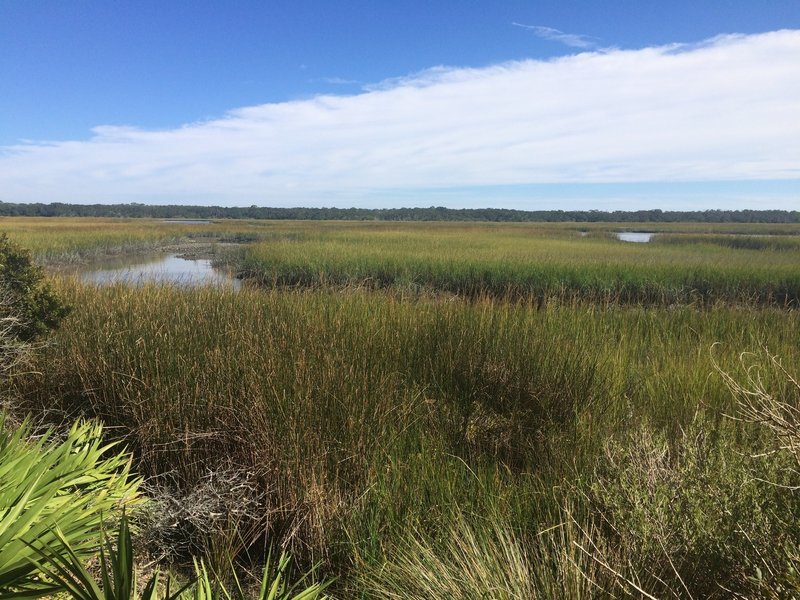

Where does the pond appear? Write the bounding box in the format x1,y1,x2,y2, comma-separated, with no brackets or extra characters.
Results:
79,254,241,290
616,232,655,243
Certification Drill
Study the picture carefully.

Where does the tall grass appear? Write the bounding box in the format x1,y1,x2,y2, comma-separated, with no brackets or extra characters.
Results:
0,217,282,264
11,276,800,596
225,222,800,305
654,232,800,252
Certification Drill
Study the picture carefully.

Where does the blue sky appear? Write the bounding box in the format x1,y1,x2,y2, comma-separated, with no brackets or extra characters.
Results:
1,1,799,210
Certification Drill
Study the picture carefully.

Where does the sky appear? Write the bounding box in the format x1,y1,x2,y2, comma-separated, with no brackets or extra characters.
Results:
1,1,799,210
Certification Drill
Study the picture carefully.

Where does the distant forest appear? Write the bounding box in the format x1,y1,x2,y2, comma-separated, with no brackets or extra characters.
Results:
0,202,797,223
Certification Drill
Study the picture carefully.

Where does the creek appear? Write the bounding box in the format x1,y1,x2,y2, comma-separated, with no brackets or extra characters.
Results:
78,254,241,290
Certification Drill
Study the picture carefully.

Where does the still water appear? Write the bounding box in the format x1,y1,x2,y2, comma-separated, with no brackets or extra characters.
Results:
616,232,654,243
80,254,241,290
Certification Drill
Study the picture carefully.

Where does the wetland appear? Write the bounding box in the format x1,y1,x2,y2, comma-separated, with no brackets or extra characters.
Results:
3,216,800,598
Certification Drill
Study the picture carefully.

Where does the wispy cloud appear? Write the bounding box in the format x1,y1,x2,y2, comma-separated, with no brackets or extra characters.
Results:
318,77,361,85
512,23,598,48
0,31,798,208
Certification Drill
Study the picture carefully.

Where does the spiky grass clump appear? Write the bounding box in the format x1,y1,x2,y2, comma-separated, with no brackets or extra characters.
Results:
30,512,329,600
0,415,141,596
356,502,610,600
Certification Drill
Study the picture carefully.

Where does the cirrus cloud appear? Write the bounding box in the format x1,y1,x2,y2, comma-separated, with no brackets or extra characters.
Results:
0,30,798,207
511,23,599,48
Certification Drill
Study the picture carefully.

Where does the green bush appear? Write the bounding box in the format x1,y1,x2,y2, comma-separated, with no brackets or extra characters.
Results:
0,233,69,341
590,420,800,597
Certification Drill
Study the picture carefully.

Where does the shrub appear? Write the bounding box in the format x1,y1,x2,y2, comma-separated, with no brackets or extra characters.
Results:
590,418,800,597
0,233,69,342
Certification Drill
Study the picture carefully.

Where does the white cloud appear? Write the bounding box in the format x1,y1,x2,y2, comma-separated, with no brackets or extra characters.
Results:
1,30,799,207
512,23,598,48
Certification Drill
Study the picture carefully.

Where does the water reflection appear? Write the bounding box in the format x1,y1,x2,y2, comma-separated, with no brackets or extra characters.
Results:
616,232,654,243
80,254,241,290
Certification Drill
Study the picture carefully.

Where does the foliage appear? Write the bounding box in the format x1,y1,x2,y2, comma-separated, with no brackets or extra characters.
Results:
1,201,799,223
12,277,800,595
716,352,800,597
717,349,800,468
187,553,329,600
589,421,800,597
655,232,800,252
0,415,141,597
0,233,69,340
356,503,605,599
27,512,186,600
0,290,30,382
31,510,328,600
1,217,285,266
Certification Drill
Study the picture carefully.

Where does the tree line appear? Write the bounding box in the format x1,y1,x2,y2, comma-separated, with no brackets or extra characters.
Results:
0,202,797,223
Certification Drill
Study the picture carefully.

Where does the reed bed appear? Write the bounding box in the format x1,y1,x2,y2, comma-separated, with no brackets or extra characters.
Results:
0,217,282,264
10,276,800,597
653,231,800,251
227,222,800,306
566,221,800,236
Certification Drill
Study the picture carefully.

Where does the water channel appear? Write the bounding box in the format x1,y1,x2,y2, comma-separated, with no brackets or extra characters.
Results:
79,254,241,290
616,232,655,243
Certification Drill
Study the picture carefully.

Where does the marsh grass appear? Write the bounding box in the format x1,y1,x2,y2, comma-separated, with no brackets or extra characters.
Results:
226,222,800,306
4,217,799,306
654,232,800,252
0,217,287,265
10,274,800,596
355,502,606,599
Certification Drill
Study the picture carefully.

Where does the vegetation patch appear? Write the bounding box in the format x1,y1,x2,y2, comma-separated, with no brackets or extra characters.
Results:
1,217,799,597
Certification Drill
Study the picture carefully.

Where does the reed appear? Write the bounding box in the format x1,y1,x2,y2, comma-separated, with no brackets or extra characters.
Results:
10,276,800,596
225,221,800,306
0,217,282,265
